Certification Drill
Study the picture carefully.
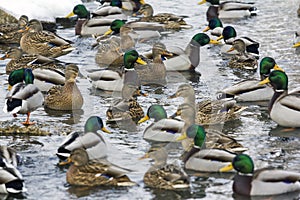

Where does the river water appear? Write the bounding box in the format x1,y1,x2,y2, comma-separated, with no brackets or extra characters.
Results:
0,0,299,199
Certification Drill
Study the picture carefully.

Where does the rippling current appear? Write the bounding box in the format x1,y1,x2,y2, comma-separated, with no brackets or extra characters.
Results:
0,0,299,199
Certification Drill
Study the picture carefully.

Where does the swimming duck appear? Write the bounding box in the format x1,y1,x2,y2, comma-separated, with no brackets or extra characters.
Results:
20,19,74,58
259,70,300,127
169,83,246,126
66,2,127,36
218,57,284,101
0,15,28,44
0,47,65,74
217,26,259,57
59,148,136,187
137,105,185,142
135,42,173,86
176,124,243,172
139,146,190,190
57,116,111,161
220,154,300,196
135,4,192,30
171,100,247,154
44,64,83,111
142,33,219,71
88,49,146,92
292,31,300,53
202,17,223,40
227,39,258,70
0,149,25,194
0,146,20,168
198,0,257,21
3,68,44,125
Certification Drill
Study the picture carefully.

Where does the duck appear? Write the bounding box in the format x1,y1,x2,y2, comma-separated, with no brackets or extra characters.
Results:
0,148,26,194
169,83,246,126
202,17,223,40
220,154,300,196
137,104,185,142
292,31,300,53
88,49,146,92
134,3,192,30
143,33,219,71
217,26,260,57
218,57,284,102
66,2,127,36
106,81,145,124
44,64,83,111
0,15,28,44
3,68,44,125
259,70,300,127
20,19,74,58
176,124,244,172
57,116,111,161
226,39,258,71
135,42,173,86
0,47,66,75
198,0,258,21
93,18,161,50
139,146,190,190
170,98,247,154
59,148,136,187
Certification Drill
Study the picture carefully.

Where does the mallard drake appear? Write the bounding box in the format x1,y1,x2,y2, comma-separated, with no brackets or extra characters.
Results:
44,64,83,111
137,105,185,142
57,116,111,161
0,15,28,44
0,148,25,194
217,26,259,57
20,19,74,58
88,49,146,92
94,19,161,48
259,70,300,127
176,124,244,172
142,33,219,71
169,83,246,126
220,154,300,196
135,3,192,30
59,148,136,187
66,2,127,36
202,17,223,40
218,57,284,101
139,147,190,190
170,100,247,154
227,39,258,70
3,68,44,125
198,0,257,21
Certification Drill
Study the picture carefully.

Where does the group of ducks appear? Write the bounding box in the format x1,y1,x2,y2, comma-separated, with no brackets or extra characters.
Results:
0,0,300,198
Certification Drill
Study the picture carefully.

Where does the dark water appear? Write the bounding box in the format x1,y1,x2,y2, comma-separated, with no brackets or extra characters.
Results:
0,0,299,199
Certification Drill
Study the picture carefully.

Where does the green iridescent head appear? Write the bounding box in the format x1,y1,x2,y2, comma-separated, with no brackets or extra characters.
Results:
147,105,167,122
67,4,90,19
84,116,110,133
110,0,123,8
232,154,254,174
208,17,223,29
8,68,34,86
266,70,288,91
192,33,211,46
186,124,206,148
222,26,237,40
110,19,127,34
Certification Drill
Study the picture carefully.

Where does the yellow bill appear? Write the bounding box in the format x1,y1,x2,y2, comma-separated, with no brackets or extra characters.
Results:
198,0,207,5
273,64,284,72
217,35,224,41
259,77,270,85
219,163,234,172
102,127,111,134
176,132,187,141
292,42,300,48
210,39,220,45
104,29,113,36
138,115,150,124
202,26,210,32
136,57,147,65
66,11,75,18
